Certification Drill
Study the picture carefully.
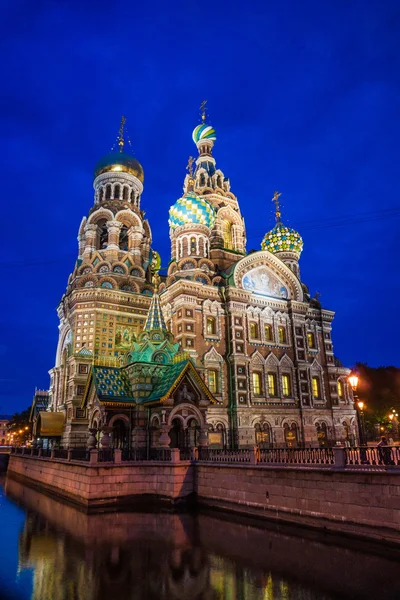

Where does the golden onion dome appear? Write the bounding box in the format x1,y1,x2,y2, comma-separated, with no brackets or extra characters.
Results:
94,151,144,182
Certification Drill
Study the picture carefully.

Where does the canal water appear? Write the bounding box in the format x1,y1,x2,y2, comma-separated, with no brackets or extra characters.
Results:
1,478,400,600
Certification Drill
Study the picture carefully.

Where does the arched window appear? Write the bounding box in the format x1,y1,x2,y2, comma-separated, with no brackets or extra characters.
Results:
267,373,277,396
343,422,350,440
208,370,218,394
337,380,344,398
316,422,328,446
252,372,262,395
114,184,120,199
250,322,258,339
123,186,129,200
278,326,286,343
255,423,272,448
190,237,196,254
307,332,315,348
217,175,222,188
284,423,298,448
312,376,321,398
105,184,111,200
206,316,216,335
222,220,233,250
281,374,291,397
99,188,104,202
98,219,108,249
120,224,129,250
264,324,272,341
200,173,206,186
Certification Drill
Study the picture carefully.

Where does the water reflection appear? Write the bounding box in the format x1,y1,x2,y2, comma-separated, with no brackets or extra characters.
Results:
2,477,400,600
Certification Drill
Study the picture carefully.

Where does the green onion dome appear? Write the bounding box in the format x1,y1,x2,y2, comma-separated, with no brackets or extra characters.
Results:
261,222,303,257
192,123,216,144
94,151,144,182
169,192,216,230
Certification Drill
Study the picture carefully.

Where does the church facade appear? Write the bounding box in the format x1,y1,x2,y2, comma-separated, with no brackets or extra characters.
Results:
42,113,356,449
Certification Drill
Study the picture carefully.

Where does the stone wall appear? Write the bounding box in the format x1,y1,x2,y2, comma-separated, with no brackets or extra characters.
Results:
196,463,400,542
7,455,193,509
7,455,400,542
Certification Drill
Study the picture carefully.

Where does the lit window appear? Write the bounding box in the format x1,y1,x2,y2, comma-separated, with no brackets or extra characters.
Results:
208,370,217,394
253,372,262,395
206,317,216,335
265,325,272,341
250,323,258,339
337,380,344,398
268,373,277,396
282,374,291,397
307,332,315,348
278,327,286,343
312,376,321,398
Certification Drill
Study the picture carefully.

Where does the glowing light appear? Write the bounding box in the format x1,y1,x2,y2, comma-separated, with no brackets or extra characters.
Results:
348,374,359,390
357,400,364,411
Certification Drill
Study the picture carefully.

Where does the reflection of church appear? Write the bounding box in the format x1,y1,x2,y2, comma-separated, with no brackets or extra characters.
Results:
36,108,356,449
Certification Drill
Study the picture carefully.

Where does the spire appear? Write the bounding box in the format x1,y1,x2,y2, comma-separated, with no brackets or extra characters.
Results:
272,190,282,223
144,289,167,332
118,116,126,152
144,255,167,332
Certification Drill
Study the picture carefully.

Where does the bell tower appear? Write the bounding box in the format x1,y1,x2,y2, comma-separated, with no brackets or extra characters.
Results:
48,118,157,447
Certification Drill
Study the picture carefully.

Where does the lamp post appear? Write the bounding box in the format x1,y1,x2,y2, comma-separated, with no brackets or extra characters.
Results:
349,374,366,446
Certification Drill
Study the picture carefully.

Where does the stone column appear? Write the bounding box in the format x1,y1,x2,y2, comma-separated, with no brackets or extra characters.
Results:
87,428,98,449
105,220,123,260
199,427,209,447
158,424,171,448
100,426,113,449
83,224,98,259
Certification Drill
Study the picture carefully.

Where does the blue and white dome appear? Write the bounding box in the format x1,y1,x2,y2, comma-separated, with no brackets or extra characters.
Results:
169,192,216,230
192,123,217,144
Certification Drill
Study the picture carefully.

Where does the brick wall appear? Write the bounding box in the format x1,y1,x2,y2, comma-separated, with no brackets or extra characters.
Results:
8,456,193,509
195,464,400,541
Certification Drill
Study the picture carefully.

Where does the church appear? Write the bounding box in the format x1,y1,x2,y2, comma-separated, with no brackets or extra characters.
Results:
33,109,357,450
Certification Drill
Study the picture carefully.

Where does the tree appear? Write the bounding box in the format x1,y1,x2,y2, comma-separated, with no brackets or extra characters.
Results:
7,407,32,445
355,363,400,440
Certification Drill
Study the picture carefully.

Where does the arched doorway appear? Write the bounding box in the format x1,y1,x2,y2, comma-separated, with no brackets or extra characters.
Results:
111,419,129,449
169,418,185,449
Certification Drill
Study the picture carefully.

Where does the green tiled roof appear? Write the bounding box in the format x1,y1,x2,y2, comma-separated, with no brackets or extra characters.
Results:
142,360,189,403
93,366,135,402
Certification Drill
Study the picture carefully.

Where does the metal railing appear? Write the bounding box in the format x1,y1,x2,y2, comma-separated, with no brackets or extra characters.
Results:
198,448,252,463
259,447,334,465
121,448,148,462
149,448,171,462
345,446,400,468
179,448,192,461
97,449,114,463
53,448,69,460
69,449,90,461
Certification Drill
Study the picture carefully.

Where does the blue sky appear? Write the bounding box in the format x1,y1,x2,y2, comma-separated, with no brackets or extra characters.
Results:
1,0,399,413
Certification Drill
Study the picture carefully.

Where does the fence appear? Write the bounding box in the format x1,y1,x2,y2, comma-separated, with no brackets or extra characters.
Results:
9,445,400,471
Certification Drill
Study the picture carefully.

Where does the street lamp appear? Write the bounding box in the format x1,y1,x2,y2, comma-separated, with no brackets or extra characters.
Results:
349,373,366,446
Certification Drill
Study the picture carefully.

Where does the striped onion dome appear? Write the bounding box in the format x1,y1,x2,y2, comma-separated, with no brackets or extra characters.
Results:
192,123,216,144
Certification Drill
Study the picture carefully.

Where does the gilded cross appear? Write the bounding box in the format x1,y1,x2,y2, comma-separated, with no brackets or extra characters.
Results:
200,100,207,122
186,156,195,177
118,116,126,152
272,190,282,222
